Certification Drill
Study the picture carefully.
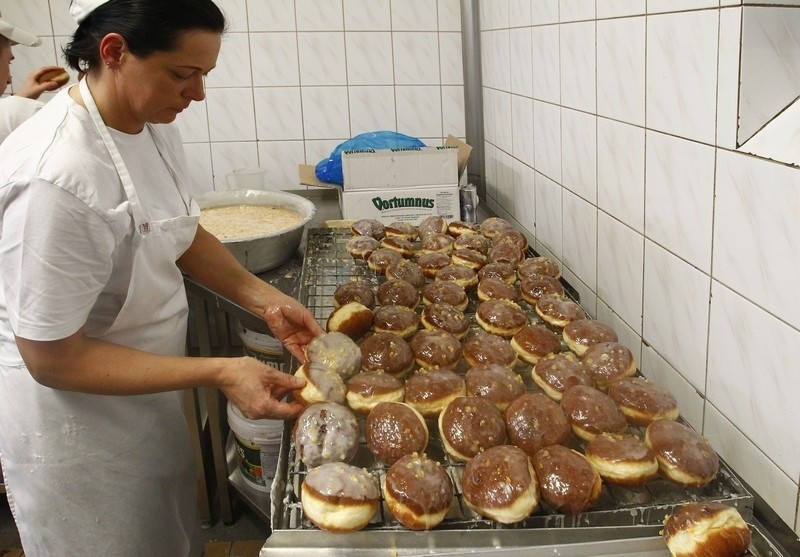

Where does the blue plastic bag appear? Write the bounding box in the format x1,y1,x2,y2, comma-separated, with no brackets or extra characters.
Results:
315,131,426,186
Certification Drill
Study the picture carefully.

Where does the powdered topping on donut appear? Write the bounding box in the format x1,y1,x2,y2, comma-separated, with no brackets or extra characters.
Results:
294,402,359,468
504,393,571,457
463,330,518,368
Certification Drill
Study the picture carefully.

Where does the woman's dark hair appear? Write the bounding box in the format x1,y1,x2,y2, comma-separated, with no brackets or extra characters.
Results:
64,0,226,72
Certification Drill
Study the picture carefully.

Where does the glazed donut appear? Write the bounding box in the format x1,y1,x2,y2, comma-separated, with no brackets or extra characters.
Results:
510,324,562,365
305,331,361,380
301,462,379,533
451,248,487,271
662,502,751,557
346,370,405,413
418,215,449,238
418,232,454,255
364,401,428,465
584,433,658,486
492,228,528,252
367,247,403,274
326,301,373,341
608,377,679,426
420,302,470,340
533,445,602,515
488,241,524,268
476,277,519,302
477,261,516,284
447,220,479,237
351,218,385,240
479,216,513,239
580,341,637,390
372,305,419,339
380,236,415,258
384,221,418,241
383,453,454,530
532,352,593,401
421,281,469,312
560,385,627,442
504,393,571,457
461,445,539,524
416,252,452,279
376,279,419,309
454,232,490,254
410,329,463,371
519,275,565,305
293,362,347,405
333,281,376,309
347,235,380,260
462,330,518,369
386,258,425,289
360,332,415,379
518,256,561,280
645,420,719,487
465,362,525,411
475,299,527,338
294,402,359,468
403,368,466,418
438,396,507,462
562,319,618,356
435,264,478,289
535,295,586,328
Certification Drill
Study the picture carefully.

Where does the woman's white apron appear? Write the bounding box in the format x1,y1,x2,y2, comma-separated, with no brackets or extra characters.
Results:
0,77,202,556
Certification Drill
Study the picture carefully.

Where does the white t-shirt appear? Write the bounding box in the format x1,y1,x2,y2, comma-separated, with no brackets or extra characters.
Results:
0,89,191,364
0,96,43,144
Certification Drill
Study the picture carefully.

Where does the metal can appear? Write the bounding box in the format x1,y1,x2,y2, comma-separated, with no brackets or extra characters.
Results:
459,183,479,223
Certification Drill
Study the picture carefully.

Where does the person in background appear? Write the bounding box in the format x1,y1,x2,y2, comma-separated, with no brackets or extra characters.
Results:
0,1,323,555
0,10,69,142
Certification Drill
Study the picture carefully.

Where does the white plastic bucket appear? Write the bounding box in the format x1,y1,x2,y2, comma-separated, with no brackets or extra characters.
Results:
227,401,284,492
237,321,286,372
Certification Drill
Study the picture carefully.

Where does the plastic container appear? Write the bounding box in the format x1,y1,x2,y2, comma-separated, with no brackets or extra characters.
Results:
227,401,284,492
237,321,286,372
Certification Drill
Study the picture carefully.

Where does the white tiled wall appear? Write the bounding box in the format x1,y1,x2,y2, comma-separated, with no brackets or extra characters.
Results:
482,0,800,534
2,0,464,193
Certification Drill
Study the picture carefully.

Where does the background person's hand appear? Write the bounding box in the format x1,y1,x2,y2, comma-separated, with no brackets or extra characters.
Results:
15,66,68,99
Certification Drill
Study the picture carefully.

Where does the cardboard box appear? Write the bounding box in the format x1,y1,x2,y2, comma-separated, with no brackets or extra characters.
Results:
299,135,472,225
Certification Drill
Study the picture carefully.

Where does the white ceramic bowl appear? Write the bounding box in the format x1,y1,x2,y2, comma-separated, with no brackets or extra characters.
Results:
196,189,316,273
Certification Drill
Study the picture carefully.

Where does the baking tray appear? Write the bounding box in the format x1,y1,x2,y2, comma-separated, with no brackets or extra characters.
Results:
263,227,756,555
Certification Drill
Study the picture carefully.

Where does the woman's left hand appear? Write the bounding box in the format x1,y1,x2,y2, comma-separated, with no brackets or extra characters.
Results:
261,294,324,363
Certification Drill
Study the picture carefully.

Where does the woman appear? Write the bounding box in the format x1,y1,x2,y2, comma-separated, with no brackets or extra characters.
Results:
0,1,323,555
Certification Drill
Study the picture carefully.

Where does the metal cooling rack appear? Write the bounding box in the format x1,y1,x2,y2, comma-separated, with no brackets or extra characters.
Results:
266,227,754,553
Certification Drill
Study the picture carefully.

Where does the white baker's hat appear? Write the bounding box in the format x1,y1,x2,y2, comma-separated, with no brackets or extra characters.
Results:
70,0,113,24
0,10,42,47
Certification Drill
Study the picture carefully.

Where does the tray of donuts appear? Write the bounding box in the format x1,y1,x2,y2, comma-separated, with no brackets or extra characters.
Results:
266,217,757,554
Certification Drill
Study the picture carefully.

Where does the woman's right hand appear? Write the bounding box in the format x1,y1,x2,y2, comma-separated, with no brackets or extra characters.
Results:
221,357,306,420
